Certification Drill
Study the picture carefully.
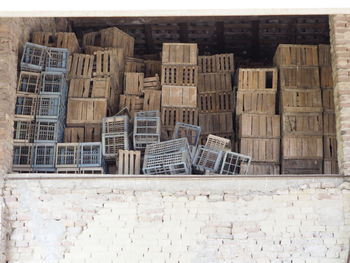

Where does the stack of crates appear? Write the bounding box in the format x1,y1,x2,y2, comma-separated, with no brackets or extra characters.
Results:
275,44,323,174
160,43,199,138
121,72,145,117
319,44,338,174
236,68,280,174
133,111,161,151
197,53,235,146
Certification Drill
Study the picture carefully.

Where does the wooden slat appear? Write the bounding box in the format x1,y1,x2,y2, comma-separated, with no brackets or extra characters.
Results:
236,90,276,115
162,43,198,65
162,86,197,108
279,66,320,89
240,138,280,162
281,159,323,174
282,112,323,136
238,68,278,90
280,89,322,113
273,44,319,67
238,114,280,138
117,150,141,175
143,90,161,111
282,136,323,159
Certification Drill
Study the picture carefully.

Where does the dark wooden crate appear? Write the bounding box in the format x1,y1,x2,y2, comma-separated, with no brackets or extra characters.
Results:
281,159,323,174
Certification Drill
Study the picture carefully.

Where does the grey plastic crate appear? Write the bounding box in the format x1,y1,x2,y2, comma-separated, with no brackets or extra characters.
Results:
80,142,102,167
133,111,161,150
40,72,67,95
205,134,231,151
173,122,201,155
32,143,56,168
219,151,252,175
133,134,160,150
12,143,33,168
15,94,37,118
135,110,160,118
17,71,41,94
192,145,224,173
45,47,69,72
36,95,62,119
56,143,80,168
20,42,47,72
13,119,34,142
102,115,129,134
34,119,64,143
145,138,190,156
102,132,129,159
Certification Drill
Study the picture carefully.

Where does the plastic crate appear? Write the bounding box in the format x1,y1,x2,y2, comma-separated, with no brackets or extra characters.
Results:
34,119,64,143
40,72,67,95
219,151,252,175
172,122,201,152
32,143,56,168
80,167,104,174
13,119,34,142
12,143,33,168
135,110,160,118
102,115,129,134
45,47,70,72
36,95,62,119
133,111,161,150
57,168,80,174
80,142,102,167
145,138,190,156
102,133,129,159
17,71,41,94
56,143,80,168
20,42,46,72
192,145,224,173
205,134,231,151
15,93,37,119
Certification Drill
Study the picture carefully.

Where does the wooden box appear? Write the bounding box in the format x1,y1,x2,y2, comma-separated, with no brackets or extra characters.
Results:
237,68,278,90
64,127,85,142
117,150,141,175
273,44,319,67
161,65,198,86
32,32,54,46
279,66,320,89
93,49,124,78
240,138,280,163
68,78,111,99
143,75,160,90
68,79,90,98
199,112,233,134
281,159,323,174
198,55,216,73
244,162,280,175
198,54,234,73
161,107,198,129
282,112,323,136
82,32,100,47
320,66,333,89
238,114,280,138
100,27,135,57
55,32,80,53
322,88,335,110
236,90,276,115
324,159,339,174
198,91,233,113
323,111,336,135
145,60,161,77
119,95,144,117
162,43,198,65
84,45,104,54
85,124,102,142
162,86,197,108
143,90,161,111
198,73,232,93
67,54,94,79
318,44,331,67
282,136,323,159
124,73,144,95
324,135,337,160
125,57,145,73
281,89,322,113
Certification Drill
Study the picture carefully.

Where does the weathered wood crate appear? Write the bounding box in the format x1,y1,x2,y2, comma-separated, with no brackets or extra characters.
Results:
281,159,323,174
64,124,102,143
324,135,337,160
84,124,102,142
161,65,198,86
282,112,323,136
12,143,33,168
240,138,280,162
13,119,35,143
238,114,280,138
84,45,104,54
318,44,331,67
162,86,197,108
143,75,161,90
93,49,124,78
125,57,145,72
199,112,233,134
55,32,80,53
117,150,141,174
236,90,276,115
100,27,135,57
324,159,339,174
82,32,100,47
198,72,232,92
322,88,335,110
56,143,80,168
273,44,319,67
220,151,252,175
323,111,336,135
21,42,46,72
143,90,161,111
198,54,234,73
320,66,333,89
15,93,37,119
119,95,144,117
282,136,323,159
280,89,322,113
67,54,94,79
161,107,199,129
237,68,278,90
198,55,217,73
40,72,66,95
162,43,198,65
124,73,144,95
198,91,233,113
279,66,320,89
45,47,70,72
66,98,107,125
32,32,54,46
91,77,111,98
145,60,161,77
17,71,41,94
242,162,280,175
68,78,111,99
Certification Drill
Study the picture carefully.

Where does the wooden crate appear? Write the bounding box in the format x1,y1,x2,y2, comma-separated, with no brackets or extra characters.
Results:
236,90,276,115
279,66,320,89
318,44,331,66
199,112,233,134
84,45,104,54
124,73,144,95
273,44,319,67
281,89,322,113
64,127,85,143
100,27,135,57
32,32,54,46
68,78,111,99
324,135,337,160
55,32,80,53
66,98,107,126
117,150,141,175
161,107,198,129
162,43,198,65
82,32,100,47
282,136,323,159
68,79,90,98
162,86,197,108
91,78,111,99
125,57,145,73
237,68,278,90
67,54,94,79
244,162,280,175
323,111,336,135
119,95,144,117
93,49,124,77
198,54,235,73
238,114,280,138
322,88,335,110
198,91,233,113
320,66,333,89
324,159,339,174
143,90,161,111
198,73,232,93
143,75,160,90
281,159,323,174
240,138,280,163
161,65,198,86
198,55,216,73
282,112,323,136
145,60,161,77
85,124,102,142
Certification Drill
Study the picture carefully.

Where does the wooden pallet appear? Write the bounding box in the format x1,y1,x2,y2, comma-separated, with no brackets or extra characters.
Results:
143,90,161,111
237,68,278,90
198,73,232,92
67,54,94,79
17,71,41,94
162,86,197,108
31,32,54,46
55,32,80,53
318,44,331,67
320,66,333,89
323,111,336,135
279,66,320,89
161,107,198,129
198,54,235,73
198,91,233,113
244,162,280,175
145,60,161,77
282,136,323,159
199,112,233,134
143,75,160,90
117,150,141,174
280,89,322,113
119,95,144,117
100,27,135,57
124,73,144,95
125,57,145,73
93,49,124,78
236,90,276,115
161,65,198,86
273,44,319,67
324,135,337,160
322,88,335,110
324,159,339,174
238,114,280,138
240,138,280,162
162,43,198,65
282,112,323,136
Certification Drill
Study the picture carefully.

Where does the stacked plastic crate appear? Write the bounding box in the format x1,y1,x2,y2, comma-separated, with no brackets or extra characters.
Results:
236,68,281,175
133,111,161,151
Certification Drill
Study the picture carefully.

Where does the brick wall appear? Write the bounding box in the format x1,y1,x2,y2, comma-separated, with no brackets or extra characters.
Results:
1,176,349,263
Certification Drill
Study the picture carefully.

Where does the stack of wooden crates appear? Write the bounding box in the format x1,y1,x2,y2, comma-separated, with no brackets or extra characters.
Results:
236,68,280,174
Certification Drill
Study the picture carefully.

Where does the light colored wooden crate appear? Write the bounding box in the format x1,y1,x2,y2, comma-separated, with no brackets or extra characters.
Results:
100,27,135,57
117,150,141,175
161,65,198,86
318,44,331,67
273,44,319,67
119,95,144,117
124,73,144,95
236,90,276,115
82,32,100,47
198,55,216,73
84,45,104,54
93,49,124,77
240,138,280,163
322,88,335,110
66,98,107,126
32,32,54,46
215,54,235,73
68,79,91,98
85,124,102,142
145,60,161,77
64,127,85,143
323,111,336,135
55,32,80,53
68,78,111,99
320,66,333,89
282,112,323,136
67,54,94,79
199,112,233,134
237,68,278,90
125,57,145,73
91,78,111,99
324,159,339,174
161,107,198,129
198,73,232,93
324,135,337,160
282,136,323,160
162,43,198,65
143,75,160,90
243,162,280,175
162,86,197,108
281,159,323,174
143,90,161,111
198,91,233,113
238,114,280,138
281,89,322,113
279,66,320,89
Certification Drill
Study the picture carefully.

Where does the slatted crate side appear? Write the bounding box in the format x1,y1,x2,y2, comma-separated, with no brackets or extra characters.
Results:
161,65,198,87
220,151,252,175
32,32,54,47
322,88,335,111
117,150,141,174
198,73,232,93
12,143,33,167
279,67,320,89
56,143,80,168
199,112,233,134
318,44,331,67
124,73,144,95
273,44,319,67
125,57,145,73
55,32,80,53
145,60,161,77
84,45,104,54
323,111,336,135
162,43,198,65
281,159,323,174
143,90,161,111
236,90,276,115
93,49,124,78
324,159,339,174
15,93,37,119
91,78,111,99
237,68,278,90
103,115,129,134
282,136,323,160
67,54,94,79
198,55,216,73
280,89,322,113
32,143,56,168
45,47,70,73
238,114,280,138
215,54,235,73
192,145,223,173
240,138,280,163
320,66,333,89
85,124,102,142
20,42,47,72
161,107,199,129
64,127,85,143
79,142,102,167
102,133,129,158
100,27,135,57
198,91,232,113
13,119,35,142
82,32,100,48
324,135,338,160
143,75,161,90
68,79,91,98
17,71,41,94
282,112,323,136
119,95,144,118
40,72,66,95
34,119,64,143
162,86,197,108
243,162,280,175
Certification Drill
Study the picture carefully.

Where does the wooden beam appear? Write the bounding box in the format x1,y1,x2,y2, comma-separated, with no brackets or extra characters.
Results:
215,21,225,53
251,20,260,60
144,24,154,53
